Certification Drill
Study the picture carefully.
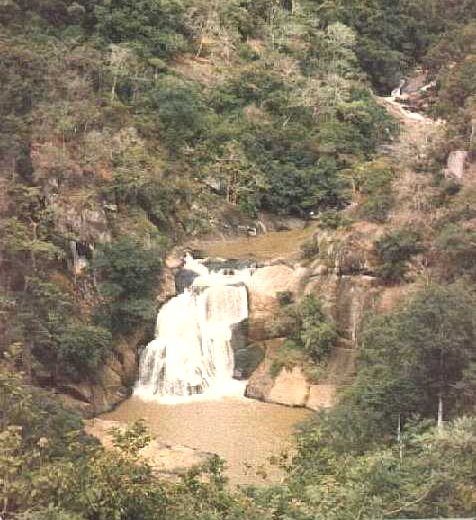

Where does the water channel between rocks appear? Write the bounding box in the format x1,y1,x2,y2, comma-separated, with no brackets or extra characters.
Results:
102,395,310,487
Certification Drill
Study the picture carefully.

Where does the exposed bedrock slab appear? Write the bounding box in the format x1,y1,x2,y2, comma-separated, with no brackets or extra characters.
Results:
267,367,310,407
86,419,212,477
247,264,305,341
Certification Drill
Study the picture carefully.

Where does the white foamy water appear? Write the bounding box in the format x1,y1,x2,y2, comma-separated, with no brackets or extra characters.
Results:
134,255,252,403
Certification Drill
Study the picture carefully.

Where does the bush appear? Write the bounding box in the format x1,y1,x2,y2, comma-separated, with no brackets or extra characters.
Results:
357,161,395,223
146,76,211,150
270,340,307,378
276,290,294,307
300,238,320,259
437,223,476,281
296,295,338,361
95,0,188,59
432,179,462,207
57,323,112,379
93,236,163,334
318,209,352,230
375,227,423,282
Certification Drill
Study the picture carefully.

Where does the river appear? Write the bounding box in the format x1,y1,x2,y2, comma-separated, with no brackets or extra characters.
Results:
102,395,310,487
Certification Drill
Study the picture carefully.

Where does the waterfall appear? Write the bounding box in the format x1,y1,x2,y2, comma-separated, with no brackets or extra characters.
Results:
134,255,251,402
391,79,406,98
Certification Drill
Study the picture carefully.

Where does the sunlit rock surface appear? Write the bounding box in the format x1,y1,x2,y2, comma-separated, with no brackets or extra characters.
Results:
86,419,212,477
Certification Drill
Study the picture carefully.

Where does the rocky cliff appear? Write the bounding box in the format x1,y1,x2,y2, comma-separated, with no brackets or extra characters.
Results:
51,72,476,414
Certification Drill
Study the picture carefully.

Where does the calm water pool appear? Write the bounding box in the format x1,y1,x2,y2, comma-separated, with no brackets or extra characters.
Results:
103,395,311,486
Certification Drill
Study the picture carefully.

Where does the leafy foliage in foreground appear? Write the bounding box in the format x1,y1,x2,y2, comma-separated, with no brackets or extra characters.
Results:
0,372,252,520
2,349,475,520
283,416,475,520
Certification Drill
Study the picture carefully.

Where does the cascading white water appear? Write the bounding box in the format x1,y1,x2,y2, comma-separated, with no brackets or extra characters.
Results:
134,254,252,403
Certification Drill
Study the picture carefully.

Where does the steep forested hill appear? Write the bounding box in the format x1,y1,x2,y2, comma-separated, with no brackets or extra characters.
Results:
0,1,475,519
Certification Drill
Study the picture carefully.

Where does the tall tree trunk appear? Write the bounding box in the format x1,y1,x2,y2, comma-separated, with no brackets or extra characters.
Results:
437,349,445,431
111,74,117,102
437,392,444,431
397,413,403,462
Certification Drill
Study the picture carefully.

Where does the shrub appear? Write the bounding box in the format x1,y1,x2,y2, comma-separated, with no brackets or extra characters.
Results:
375,227,423,282
357,161,395,223
147,76,211,151
296,295,338,362
276,290,294,307
58,323,112,379
318,209,352,230
95,0,188,59
270,340,306,378
437,223,476,281
93,236,164,334
300,238,320,259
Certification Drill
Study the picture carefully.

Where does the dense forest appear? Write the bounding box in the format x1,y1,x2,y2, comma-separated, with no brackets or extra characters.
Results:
1,0,475,518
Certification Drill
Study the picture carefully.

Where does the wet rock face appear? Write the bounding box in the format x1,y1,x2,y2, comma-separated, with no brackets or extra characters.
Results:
175,268,199,293
233,343,264,380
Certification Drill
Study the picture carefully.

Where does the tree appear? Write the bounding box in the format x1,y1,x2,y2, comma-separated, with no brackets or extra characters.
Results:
93,236,164,333
349,283,476,434
375,227,423,283
95,0,188,58
287,417,475,520
57,323,112,379
146,75,211,151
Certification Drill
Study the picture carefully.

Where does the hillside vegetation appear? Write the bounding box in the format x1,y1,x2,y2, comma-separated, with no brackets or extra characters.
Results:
0,1,475,519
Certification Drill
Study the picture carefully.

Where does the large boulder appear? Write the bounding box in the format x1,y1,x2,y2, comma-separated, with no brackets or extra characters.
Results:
245,339,309,407
245,339,356,409
141,443,212,477
267,367,310,407
57,328,147,416
247,264,306,341
307,384,337,410
444,151,468,181
245,339,284,401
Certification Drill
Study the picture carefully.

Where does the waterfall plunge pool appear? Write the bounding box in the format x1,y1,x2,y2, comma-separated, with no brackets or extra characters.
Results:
102,395,310,486
110,254,310,485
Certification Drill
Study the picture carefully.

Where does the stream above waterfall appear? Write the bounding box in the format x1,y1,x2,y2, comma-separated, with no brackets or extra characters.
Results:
102,395,310,486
